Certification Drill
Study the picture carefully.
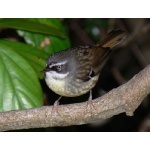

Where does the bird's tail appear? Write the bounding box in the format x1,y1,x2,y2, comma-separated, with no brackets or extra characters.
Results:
96,29,127,48
92,29,127,75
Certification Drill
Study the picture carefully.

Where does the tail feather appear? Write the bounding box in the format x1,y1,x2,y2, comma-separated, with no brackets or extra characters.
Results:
92,29,127,75
96,29,127,48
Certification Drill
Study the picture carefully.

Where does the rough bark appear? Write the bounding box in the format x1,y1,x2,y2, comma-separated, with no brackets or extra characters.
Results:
0,65,150,131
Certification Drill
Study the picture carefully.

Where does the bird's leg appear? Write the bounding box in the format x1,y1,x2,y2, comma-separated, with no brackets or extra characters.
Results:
52,96,62,115
87,90,95,110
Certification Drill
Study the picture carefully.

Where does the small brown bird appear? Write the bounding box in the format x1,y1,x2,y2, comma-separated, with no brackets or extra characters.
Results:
42,29,127,110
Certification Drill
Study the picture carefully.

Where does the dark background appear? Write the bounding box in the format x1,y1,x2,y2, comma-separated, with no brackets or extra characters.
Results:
1,18,150,131
44,18,150,132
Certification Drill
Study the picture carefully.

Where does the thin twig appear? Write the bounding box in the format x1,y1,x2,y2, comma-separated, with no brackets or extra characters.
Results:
69,21,94,45
116,19,150,48
130,43,148,68
111,66,126,84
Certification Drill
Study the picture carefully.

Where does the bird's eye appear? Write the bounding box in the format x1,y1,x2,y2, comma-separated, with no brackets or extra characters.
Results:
57,65,62,71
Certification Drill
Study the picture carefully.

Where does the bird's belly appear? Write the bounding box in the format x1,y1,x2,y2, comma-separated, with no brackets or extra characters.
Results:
45,73,99,97
45,75,67,96
66,75,99,97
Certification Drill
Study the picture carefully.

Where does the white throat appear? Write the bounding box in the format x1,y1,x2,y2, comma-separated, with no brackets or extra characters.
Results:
45,71,69,96
46,71,69,80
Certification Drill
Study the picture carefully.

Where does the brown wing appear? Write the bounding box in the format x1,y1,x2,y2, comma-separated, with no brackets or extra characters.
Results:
73,46,94,81
92,29,127,75
91,46,112,75
74,46,111,81
74,30,127,81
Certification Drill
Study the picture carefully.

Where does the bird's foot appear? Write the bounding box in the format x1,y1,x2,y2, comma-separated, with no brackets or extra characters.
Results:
51,96,62,115
87,90,95,111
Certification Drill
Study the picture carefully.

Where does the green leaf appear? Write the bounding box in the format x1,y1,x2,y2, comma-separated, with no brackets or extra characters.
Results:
17,18,71,54
0,18,65,38
0,40,48,79
0,42,43,112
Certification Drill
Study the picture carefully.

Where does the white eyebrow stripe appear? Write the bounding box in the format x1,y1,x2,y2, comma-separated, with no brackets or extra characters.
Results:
49,60,67,68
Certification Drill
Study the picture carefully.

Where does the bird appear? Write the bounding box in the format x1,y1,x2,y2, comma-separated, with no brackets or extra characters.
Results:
42,29,127,112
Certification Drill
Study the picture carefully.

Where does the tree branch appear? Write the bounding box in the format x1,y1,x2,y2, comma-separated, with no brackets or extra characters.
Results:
0,65,150,131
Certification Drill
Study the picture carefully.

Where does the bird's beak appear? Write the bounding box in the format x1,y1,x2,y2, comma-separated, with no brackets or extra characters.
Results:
41,68,51,73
